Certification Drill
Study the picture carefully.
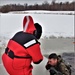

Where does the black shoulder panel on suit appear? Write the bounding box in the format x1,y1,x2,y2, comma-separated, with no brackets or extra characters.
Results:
11,31,39,49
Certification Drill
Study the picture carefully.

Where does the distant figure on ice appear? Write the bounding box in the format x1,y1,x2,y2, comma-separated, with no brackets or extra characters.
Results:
45,53,71,75
2,16,43,75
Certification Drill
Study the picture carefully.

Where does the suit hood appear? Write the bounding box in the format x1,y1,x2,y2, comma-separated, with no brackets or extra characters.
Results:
23,16,36,34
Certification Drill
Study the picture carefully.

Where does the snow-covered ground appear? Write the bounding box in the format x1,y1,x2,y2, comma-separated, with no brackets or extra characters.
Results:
0,10,74,38
9,10,75,15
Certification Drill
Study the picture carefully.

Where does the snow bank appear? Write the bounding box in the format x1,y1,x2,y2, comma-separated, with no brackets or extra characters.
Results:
9,10,75,15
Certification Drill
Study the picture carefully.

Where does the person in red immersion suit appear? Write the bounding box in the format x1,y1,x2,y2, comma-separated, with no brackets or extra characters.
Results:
2,16,43,75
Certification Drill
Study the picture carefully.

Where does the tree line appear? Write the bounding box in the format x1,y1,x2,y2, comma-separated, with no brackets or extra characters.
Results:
0,1,75,13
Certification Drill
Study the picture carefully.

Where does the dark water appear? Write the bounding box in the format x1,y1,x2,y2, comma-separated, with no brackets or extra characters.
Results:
44,52,75,75
62,52,75,75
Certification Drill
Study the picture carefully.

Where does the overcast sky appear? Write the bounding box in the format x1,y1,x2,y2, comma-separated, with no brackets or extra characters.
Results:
0,0,74,6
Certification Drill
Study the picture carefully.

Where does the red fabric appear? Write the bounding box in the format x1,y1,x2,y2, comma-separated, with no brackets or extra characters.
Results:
23,16,36,34
2,40,43,75
27,44,43,63
2,40,33,75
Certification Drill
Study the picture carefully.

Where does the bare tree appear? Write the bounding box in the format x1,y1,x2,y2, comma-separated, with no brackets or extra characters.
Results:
51,0,56,5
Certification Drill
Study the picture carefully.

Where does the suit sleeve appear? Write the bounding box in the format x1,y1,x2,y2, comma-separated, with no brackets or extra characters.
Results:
27,43,43,64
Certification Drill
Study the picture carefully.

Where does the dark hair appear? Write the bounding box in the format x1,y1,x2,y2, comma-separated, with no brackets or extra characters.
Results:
34,23,42,39
48,53,58,59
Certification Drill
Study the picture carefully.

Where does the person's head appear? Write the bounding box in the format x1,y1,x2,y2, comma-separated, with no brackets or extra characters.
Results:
33,23,42,39
48,53,58,66
23,16,42,39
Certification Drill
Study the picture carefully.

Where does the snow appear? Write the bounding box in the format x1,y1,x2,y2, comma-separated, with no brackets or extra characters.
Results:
0,10,74,38
9,10,75,15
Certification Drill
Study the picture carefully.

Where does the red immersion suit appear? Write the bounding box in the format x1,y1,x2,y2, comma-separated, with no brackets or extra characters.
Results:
2,16,43,75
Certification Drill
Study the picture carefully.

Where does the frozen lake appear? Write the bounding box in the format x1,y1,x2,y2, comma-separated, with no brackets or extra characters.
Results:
0,11,74,38
0,11,75,75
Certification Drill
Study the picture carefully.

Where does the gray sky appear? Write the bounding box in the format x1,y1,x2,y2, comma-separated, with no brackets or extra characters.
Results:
0,0,74,6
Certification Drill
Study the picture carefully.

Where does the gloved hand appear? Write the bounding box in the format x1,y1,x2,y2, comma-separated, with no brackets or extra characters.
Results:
45,63,52,70
50,67,63,75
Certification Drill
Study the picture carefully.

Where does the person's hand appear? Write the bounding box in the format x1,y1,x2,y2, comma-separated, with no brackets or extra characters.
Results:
50,67,63,75
45,62,52,70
